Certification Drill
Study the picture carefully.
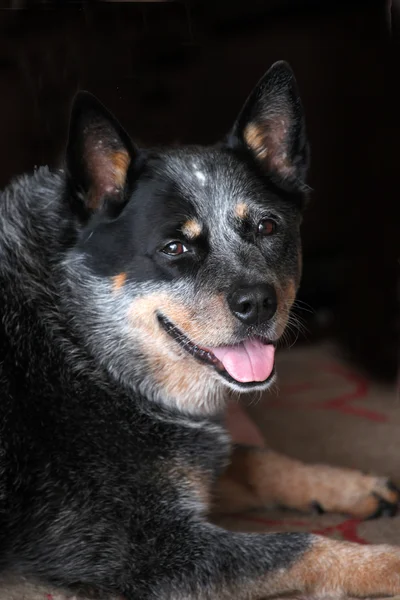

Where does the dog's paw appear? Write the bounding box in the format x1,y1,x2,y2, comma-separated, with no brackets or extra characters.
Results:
306,536,400,598
354,478,399,520
304,466,400,519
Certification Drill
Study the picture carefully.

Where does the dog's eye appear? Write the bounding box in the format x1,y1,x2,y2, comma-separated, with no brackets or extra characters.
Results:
162,242,188,256
257,218,277,237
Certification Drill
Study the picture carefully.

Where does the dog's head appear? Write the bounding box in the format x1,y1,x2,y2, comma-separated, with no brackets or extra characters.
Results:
63,61,309,414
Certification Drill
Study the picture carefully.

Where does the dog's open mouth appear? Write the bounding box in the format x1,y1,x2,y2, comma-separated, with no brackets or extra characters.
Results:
157,314,276,387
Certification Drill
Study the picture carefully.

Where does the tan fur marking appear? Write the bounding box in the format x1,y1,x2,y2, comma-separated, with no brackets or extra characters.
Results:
86,144,130,210
244,121,294,176
112,272,127,292
170,293,234,344
169,462,212,511
111,149,131,187
274,278,297,338
181,219,202,240
244,123,269,160
265,536,400,597
128,292,234,411
186,468,212,508
150,355,206,402
277,278,297,311
129,293,234,348
212,446,399,518
234,203,248,220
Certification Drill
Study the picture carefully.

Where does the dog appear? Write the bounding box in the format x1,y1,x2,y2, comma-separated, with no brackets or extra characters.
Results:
1,60,400,600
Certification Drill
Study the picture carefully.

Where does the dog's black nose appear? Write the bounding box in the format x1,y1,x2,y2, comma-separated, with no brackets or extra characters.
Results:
227,284,277,325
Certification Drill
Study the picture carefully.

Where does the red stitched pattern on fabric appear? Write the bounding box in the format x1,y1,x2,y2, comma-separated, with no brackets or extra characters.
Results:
268,362,387,422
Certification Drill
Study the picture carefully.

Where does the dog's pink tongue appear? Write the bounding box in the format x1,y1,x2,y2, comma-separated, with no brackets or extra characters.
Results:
211,339,275,383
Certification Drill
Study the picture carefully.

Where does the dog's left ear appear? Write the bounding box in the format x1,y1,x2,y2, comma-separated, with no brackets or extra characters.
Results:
227,61,309,188
66,91,136,221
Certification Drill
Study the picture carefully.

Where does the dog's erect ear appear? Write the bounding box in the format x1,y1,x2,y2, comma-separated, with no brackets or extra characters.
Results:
227,61,308,187
66,91,136,220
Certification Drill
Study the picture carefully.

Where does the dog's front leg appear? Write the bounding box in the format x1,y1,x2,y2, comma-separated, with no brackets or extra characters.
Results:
125,526,400,599
212,445,400,518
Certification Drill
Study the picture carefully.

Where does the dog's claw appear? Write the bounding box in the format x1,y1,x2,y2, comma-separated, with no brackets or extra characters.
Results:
387,480,400,495
311,500,325,515
367,494,398,520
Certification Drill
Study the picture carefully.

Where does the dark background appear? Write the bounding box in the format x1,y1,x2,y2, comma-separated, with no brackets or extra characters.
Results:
0,0,398,382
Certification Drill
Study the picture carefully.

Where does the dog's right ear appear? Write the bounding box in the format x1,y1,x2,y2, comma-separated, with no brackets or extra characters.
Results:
226,61,309,190
66,91,137,222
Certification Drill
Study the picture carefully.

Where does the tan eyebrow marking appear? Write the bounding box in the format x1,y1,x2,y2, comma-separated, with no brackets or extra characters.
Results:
112,272,127,292
181,219,202,239
235,203,249,219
